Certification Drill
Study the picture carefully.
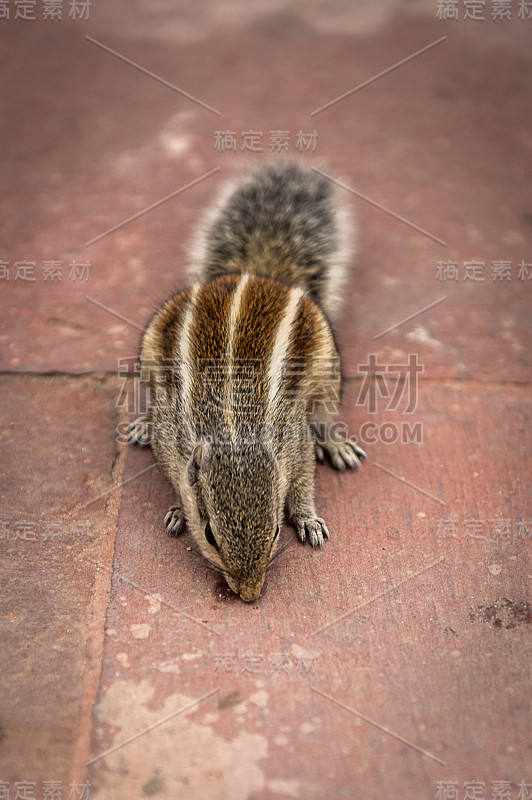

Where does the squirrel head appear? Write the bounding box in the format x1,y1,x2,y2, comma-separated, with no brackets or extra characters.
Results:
185,435,285,602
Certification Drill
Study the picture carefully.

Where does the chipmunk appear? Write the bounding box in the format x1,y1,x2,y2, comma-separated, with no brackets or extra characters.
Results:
128,162,365,602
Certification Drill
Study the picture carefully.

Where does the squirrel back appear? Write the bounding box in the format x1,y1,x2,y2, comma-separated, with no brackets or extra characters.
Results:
189,162,353,319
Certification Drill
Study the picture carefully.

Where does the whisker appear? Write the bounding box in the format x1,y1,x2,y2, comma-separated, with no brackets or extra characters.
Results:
186,545,231,577
268,539,294,568
186,537,293,577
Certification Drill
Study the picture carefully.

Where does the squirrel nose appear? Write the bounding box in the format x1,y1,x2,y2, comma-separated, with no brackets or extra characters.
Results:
239,586,261,603
238,579,265,603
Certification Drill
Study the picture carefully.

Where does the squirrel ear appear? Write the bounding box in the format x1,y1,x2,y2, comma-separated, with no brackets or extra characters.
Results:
187,444,203,486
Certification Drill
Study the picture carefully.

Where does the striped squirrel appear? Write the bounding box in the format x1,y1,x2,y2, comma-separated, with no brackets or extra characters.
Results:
128,162,365,602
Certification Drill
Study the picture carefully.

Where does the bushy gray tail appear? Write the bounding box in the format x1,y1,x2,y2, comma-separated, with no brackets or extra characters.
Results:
189,162,354,319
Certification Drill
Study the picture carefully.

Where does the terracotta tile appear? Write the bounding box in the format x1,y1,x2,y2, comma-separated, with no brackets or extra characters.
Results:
1,19,530,381
1,7,530,799
86,382,531,798
0,375,120,785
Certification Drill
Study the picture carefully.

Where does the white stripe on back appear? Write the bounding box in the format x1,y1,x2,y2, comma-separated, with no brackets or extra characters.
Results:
179,284,200,415
226,273,250,430
267,287,304,408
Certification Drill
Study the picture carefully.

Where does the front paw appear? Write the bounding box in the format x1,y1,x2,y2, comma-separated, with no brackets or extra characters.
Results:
322,438,366,471
292,516,329,547
164,505,186,536
127,416,152,447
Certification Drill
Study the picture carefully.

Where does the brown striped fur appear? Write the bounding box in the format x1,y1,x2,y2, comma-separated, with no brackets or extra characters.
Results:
129,163,365,602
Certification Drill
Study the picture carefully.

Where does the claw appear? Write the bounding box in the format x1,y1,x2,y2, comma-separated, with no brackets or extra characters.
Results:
315,444,325,462
165,505,185,536
293,516,329,548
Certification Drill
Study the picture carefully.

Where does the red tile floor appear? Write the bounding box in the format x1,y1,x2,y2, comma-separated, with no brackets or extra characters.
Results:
1,4,531,799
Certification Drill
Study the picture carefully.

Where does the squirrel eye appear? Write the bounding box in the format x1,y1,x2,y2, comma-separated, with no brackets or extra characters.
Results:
205,522,219,550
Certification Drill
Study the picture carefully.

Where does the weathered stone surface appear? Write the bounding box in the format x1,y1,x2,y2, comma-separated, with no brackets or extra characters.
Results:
1,5,530,798
0,16,530,381
0,375,120,786
88,382,531,798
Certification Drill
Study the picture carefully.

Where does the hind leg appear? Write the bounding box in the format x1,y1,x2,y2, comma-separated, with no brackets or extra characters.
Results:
306,368,366,470
311,420,366,470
